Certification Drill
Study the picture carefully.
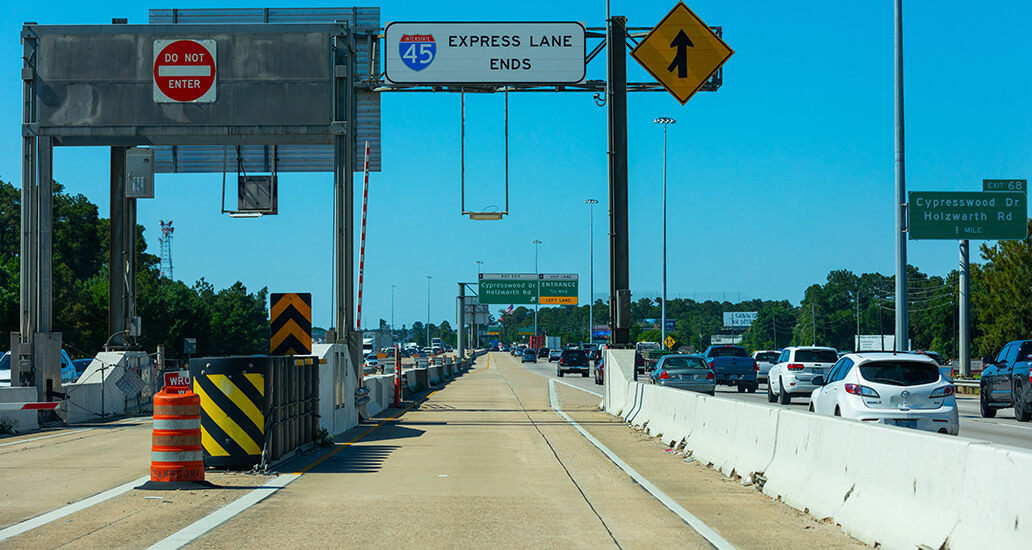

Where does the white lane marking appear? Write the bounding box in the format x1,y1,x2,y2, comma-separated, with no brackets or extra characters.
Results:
0,428,91,448
148,474,300,550
553,378,603,398
548,380,735,550
0,475,149,542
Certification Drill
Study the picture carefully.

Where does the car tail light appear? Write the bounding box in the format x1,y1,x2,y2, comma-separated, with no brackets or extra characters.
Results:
708,360,715,368
706,371,714,380
787,363,804,371
929,385,955,398
845,384,880,398
753,360,759,372
659,371,670,380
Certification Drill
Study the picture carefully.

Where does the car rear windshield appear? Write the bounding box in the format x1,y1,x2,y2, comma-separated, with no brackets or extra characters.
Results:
562,350,587,361
755,352,778,362
709,347,747,357
859,361,940,386
662,356,707,369
794,350,839,363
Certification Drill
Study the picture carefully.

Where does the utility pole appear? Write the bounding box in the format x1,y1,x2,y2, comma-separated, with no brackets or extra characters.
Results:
585,199,598,344
894,0,910,351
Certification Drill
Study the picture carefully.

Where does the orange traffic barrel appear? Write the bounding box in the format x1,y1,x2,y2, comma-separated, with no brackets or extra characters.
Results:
138,388,214,490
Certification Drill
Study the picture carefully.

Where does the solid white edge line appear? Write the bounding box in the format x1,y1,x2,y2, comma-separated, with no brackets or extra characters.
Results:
0,428,91,448
0,475,149,542
549,379,736,550
553,378,603,398
147,473,300,550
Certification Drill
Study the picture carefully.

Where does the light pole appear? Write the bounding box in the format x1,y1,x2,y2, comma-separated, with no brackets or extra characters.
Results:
390,284,396,343
585,199,598,344
532,240,542,336
426,276,432,346
474,260,483,277
654,116,675,347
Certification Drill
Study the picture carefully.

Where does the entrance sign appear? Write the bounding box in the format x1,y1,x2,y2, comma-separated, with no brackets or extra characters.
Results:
539,274,579,305
908,191,1027,240
153,39,217,103
631,2,733,105
384,22,586,85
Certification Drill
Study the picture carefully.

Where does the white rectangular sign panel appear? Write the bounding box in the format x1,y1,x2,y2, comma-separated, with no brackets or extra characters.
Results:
722,311,758,328
385,22,585,85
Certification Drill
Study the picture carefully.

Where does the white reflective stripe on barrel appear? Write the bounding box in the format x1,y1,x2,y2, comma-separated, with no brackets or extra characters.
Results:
151,450,203,462
153,418,200,430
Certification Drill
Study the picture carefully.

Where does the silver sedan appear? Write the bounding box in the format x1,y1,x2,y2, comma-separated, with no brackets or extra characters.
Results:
648,354,715,396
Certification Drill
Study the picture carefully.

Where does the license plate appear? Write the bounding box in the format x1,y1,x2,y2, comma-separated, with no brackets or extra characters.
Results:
812,368,824,374
895,419,917,429
729,375,739,380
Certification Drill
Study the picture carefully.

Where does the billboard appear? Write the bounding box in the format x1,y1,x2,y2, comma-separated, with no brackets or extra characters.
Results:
722,312,757,328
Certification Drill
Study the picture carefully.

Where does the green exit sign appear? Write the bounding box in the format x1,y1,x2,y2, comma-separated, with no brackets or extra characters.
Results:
909,191,1027,240
983,179,1026,193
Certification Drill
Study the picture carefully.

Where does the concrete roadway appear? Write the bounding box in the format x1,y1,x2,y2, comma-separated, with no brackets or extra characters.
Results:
0,351,867,549
714,379,1032,451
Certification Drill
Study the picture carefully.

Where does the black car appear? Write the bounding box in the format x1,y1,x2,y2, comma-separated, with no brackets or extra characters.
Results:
557,349,590,378
538,347,550,358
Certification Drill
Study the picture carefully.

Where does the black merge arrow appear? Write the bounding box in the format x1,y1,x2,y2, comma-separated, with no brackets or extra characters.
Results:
667,30,694,78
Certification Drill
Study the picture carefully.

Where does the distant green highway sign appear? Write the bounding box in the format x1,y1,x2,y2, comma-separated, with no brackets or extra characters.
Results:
478,273,579,305
983,179,1026,193
479,274,538,305
908,191,1027,240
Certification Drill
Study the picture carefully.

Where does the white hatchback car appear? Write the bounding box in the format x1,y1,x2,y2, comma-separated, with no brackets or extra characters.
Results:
767,346,839,404
808,352,958,435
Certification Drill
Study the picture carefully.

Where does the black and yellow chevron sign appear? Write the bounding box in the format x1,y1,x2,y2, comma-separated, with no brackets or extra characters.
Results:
270,293,312,355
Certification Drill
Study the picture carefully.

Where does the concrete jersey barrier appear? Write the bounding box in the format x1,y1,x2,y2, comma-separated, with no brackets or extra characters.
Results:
601,348,1032,549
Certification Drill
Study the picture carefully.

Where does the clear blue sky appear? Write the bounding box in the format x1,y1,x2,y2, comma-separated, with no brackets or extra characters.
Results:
3,1,1030,332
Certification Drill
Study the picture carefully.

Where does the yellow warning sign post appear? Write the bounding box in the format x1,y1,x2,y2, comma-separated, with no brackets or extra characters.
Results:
270,292,312,355
631,2,734,105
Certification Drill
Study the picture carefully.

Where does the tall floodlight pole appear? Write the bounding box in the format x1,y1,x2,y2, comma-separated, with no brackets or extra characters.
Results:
654,117,675,347
585,199,598,344
894,0,909,351
474,260,483,277
390,284,396,342
533,240,542,336
426,276,432,346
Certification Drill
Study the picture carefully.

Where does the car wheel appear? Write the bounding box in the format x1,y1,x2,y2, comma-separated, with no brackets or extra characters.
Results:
747,384,757,394
1015,385,1031,422
778,379,791,405
737,384,746,393
767,381,777,403
980,383,996,418
708,391,715,396
557,368,563,377
808,403,815,412
834,406,841,417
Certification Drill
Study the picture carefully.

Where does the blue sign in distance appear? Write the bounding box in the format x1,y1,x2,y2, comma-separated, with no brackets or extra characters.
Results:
399,33,436,72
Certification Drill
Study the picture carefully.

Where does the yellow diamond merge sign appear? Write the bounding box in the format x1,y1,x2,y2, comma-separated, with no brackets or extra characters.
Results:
631,2,734,105
664,335,676,350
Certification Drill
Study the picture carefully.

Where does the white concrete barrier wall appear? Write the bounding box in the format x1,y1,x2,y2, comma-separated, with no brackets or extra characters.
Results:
0,386,40,433
601,350,1032,549
313,344,359,437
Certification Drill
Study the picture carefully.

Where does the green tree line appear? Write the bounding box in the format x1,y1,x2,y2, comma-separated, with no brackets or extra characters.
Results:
490,220,1032,359
0,179,268,362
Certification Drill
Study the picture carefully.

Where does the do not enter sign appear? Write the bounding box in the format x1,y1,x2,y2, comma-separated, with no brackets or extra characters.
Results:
153,39,217,103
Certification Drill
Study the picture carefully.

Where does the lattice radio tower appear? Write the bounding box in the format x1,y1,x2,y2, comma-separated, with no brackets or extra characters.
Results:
159,220,174,279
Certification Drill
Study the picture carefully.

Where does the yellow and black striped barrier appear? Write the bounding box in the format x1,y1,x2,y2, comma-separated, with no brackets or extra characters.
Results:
190,355,318,468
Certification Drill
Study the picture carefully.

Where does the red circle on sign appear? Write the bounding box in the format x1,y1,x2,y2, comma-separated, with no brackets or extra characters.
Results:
154,40,215,102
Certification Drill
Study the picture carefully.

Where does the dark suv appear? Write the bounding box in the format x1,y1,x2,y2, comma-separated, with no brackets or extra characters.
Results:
557,349,590,378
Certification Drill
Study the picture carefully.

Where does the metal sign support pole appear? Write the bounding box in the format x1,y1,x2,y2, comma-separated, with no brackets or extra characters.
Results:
608,15,630,346
894,0,909,351
109,147,127,348
457,283,465,359
959,240,970,376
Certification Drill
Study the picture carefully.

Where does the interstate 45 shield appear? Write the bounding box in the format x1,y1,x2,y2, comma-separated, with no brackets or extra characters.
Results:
399,34,436,71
